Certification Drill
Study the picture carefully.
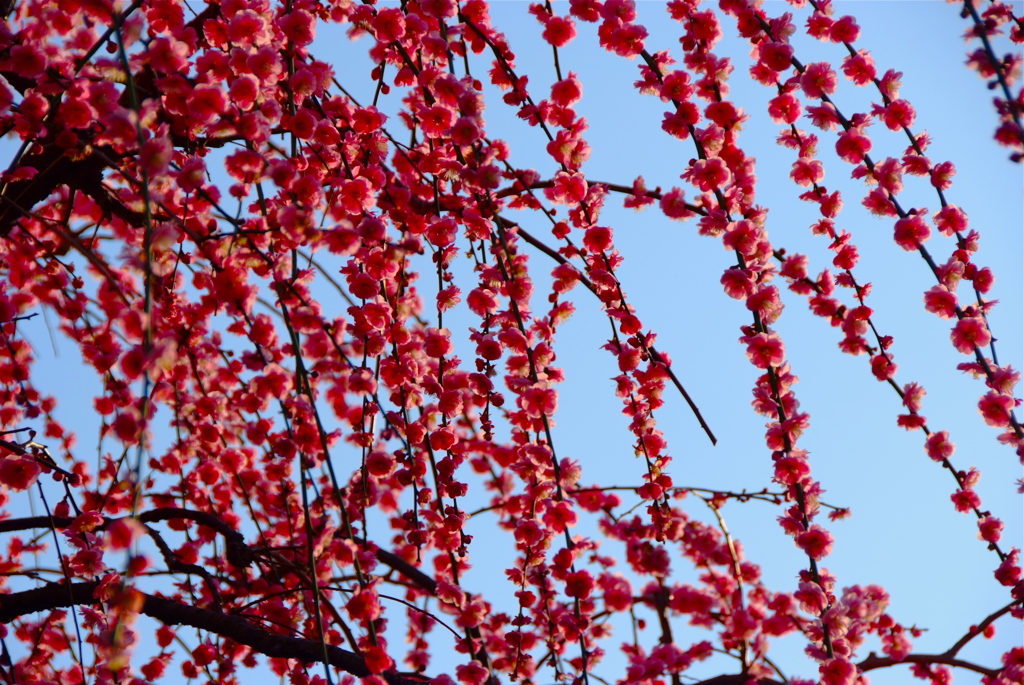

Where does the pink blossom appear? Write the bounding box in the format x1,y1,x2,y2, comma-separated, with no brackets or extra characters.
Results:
661,102,700,139
147,36,190,74
790,158,824,187
768,93,801,124
832,244,858,270
746,285,783,324
106,517,144,550
545,171,588,205
518,383,558,418
455,661,489,685
722,220,763,256
905,378,929,411
420,0,457,19
994,549,1022,587
924,431,955,462
684,157,732,193
950,317,991,354
978,392,1015,427
841,50,876,85
564,570,595,599
801,62,838,98
972,266,994,293
248,46,284,84
930,161,956,190
795,580,829,613
423,328,453,358
347,585,381,621
546,129,591,169
68,549,105,577
0,457,41,491
542,16,577,48
420,105,456,138
872,157,905,195
977,516,1004,544
796,525,834,560
987,364,1020,395
599,21,647,59
743,332,785,370
897,414,927,431
820,657,856,685
881,99,916,131
721,268,755,300
278,9,316,46
759,42,794,72
807,103,840,130
923,285,958,319
7,44,46,78
583,225,613,252
551,72,583,107
950,488,981,513
570,0,602,22
892,215,930,251
870,354,897,381
863,188,897,216
835,128,872,164
773,455,811,486
186,85,227,126
228,10,271,46
830,16,861,43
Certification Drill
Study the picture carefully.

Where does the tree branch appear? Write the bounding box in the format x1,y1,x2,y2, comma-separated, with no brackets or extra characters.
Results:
0,580,428,685
857,651,999,678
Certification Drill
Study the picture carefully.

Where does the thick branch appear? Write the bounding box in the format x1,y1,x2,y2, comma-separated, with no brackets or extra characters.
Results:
857,651,998,678
0,580,427,685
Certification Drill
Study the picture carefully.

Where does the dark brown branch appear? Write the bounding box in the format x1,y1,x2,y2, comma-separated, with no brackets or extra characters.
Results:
374,547,436,594
942,599,1020,658
0,580,427,685
857,651,998,678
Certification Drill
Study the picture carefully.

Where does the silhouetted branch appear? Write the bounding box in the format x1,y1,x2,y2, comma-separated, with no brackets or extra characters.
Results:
0,580,428,685
857,651,998,678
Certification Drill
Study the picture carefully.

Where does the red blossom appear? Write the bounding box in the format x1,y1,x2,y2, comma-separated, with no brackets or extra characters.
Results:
870,354,897,381
542,16,578,48
185,85,228,126
551,72,583,107
892,215,931,251
978,392,1016,427
0,457,40,491
796,525,834,560
977,515,1005,544
743,332,786,370
835,128,872,164
951,488,982,513
801,61,839,98
924,431,956,462
923,286,958,319
950,316,992,354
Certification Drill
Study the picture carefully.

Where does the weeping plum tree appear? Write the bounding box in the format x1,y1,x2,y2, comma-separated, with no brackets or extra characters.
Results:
0,0,1020,684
